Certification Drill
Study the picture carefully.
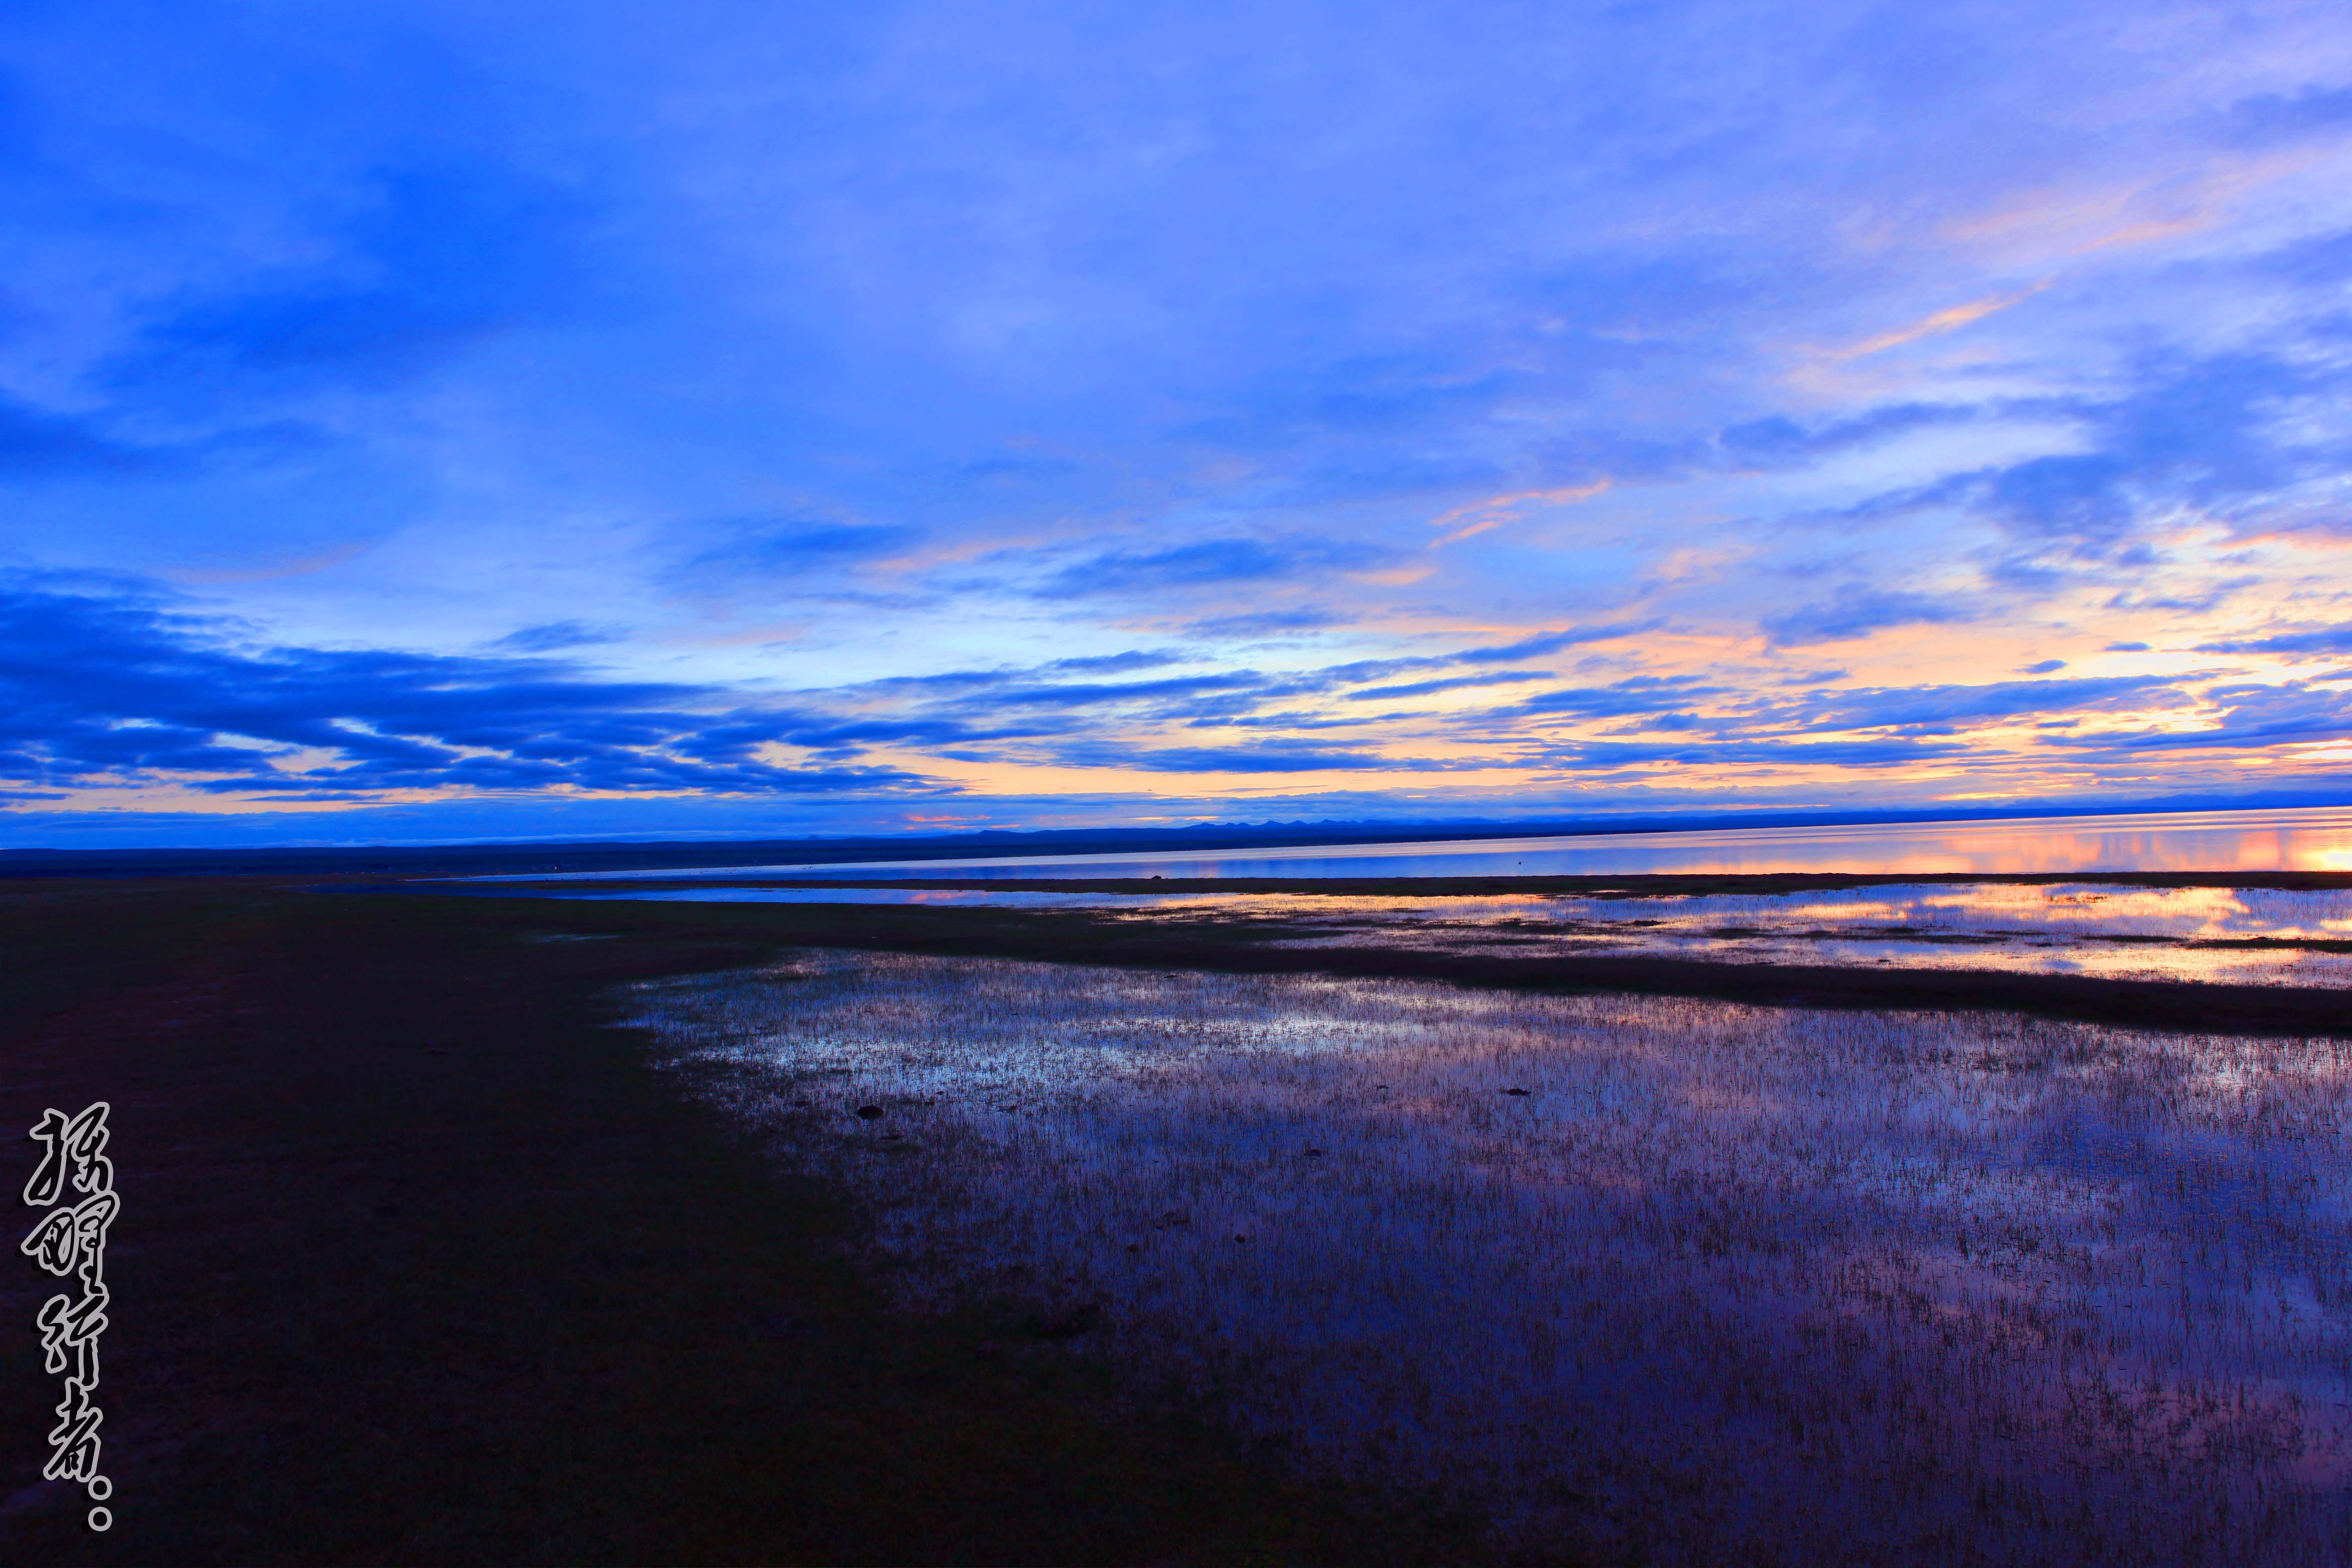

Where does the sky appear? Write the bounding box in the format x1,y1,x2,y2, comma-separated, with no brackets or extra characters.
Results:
5,2,2352,846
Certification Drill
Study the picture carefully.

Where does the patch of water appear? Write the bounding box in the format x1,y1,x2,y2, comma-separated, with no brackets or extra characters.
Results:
573,881,2352,985
628,954,2352,1566
490,804,2352,881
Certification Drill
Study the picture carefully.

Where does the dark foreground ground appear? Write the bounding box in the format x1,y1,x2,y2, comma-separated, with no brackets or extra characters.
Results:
6,877,2347,1566
0,879,1509,1567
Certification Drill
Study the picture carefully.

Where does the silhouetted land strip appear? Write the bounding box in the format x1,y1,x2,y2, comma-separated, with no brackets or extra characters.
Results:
0,878,1508,1567
482,870,2352,896
409,887,2352,1038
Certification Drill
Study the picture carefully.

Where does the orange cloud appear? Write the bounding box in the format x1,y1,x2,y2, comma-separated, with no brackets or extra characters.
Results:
1944,149,2320,263
1429,481,1612,547
1831,282,2049,360
1350,563,1439,586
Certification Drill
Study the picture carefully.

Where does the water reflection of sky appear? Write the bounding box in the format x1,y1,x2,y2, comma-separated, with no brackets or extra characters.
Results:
487,805,2352,882
629,954,2352,1564
557,880,2352,986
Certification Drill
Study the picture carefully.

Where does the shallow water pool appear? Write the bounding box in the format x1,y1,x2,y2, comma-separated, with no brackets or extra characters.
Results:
629,952,2352,1565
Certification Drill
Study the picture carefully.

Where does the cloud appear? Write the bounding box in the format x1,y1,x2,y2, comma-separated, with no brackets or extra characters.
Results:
1344,669,1555,702
1716,403,1979,466
2197,624,2352,656
2017,659,2067,674
109,164,594,398
1512,678,1730,719
0,571,2326,822
1185,608,1351,637
1977,454,2135,541
1215,709,1410,731
1037,536,1390,598
860,667,1264,710
1781,472,1981,530
674,518,923,585
1777,675,2177,732
1051,740,1409,774
1429,481,1611,546
0,395,170,480
1456,622,1664,663
1043,649,1189,674
2260,226,2352,287
1780,350,2327,559
1762,588,1971,646
488,620,627,653
0,576,929,799
2221,85,2352,147
2037,682,2352,752
1545,735,1972,768
1830,288,2047,360
1978,352,2313,549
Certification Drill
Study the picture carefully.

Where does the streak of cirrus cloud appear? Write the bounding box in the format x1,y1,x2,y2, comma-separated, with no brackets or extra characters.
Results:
3,2,2351,844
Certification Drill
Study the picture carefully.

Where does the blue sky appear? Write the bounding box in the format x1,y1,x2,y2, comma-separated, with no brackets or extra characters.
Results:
5,2,2352,845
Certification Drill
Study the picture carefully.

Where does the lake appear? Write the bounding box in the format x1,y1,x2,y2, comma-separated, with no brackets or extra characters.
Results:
501,805,2352,882
559,879,2352,986
464,805,2352,986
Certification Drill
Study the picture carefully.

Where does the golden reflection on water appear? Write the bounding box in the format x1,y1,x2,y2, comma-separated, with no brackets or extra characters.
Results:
606,879,2352,985
1130,806,2352,877
1168,883,2352,986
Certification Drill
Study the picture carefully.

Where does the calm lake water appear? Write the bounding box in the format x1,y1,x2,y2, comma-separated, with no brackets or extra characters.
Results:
514,805,2352,882
472,806,2352,985
632,953,2352,1565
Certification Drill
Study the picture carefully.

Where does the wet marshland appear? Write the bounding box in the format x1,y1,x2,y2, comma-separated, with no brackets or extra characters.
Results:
628,952,2352,1565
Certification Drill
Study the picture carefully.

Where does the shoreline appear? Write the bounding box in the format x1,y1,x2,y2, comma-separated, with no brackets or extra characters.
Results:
401,888,2352,1039
443,869,2352,895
